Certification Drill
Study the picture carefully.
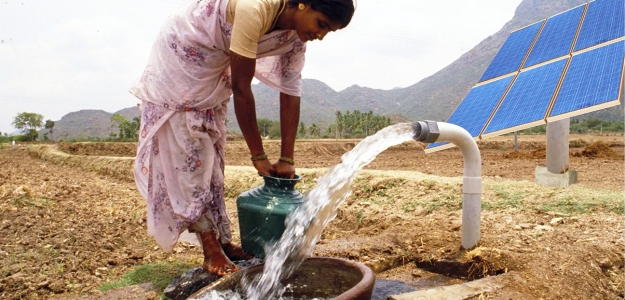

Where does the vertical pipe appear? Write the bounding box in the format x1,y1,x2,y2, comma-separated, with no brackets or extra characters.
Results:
546,118,570,174
429,122,482,249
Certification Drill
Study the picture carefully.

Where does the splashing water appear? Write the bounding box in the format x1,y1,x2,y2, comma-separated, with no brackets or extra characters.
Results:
243,123,416,299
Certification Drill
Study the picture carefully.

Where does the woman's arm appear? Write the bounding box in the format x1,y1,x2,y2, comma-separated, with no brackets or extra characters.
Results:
274,92,300,179
230,52,275,176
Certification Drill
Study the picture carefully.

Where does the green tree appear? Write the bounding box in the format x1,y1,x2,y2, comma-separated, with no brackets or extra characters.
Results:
268,121,281,138
44,119,55,141
308,123,320,138
584,117,602,129
257,118,273,137
12,112,44,141
298,121,307,138
110,114,140,141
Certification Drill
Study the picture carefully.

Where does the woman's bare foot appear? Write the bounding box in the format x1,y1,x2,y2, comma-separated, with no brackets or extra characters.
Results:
199,231,239,276
222,243,254,261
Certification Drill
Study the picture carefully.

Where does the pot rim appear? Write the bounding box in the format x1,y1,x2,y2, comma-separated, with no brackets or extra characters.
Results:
188,256,375,299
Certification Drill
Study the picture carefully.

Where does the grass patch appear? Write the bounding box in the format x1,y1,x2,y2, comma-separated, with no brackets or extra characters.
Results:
11,195,55,208
352,175,407,203
100,261,194,294
533,194,624,214
482,182,624,215
425,195,461,213
487,186,526,209
356,209,365,225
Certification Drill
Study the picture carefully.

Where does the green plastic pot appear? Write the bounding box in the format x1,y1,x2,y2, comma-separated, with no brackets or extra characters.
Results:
236,174,304,258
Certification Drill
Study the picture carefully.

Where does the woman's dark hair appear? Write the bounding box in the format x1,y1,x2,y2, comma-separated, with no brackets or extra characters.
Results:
290,0,355,28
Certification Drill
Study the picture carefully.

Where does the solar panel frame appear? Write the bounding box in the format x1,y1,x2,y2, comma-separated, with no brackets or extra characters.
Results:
425,74,516,153
482,57,569,138
548,39,625,122
478,21,544,83
574,0,625,51
523,5,586,68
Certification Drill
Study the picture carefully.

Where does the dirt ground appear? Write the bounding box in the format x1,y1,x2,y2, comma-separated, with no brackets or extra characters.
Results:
0,133,623,299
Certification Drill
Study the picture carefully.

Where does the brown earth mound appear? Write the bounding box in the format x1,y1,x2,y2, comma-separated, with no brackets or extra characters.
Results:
574,141,619,158
57,143,137,157
502,147,546,159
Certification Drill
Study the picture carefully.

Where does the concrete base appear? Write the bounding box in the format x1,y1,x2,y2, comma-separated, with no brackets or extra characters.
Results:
534,165,578,187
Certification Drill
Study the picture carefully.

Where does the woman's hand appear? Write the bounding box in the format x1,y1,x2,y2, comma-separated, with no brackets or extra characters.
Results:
253,159,276,177
273,161,295,179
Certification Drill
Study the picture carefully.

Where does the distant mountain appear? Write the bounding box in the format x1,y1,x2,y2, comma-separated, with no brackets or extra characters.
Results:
48,0,622,139
43,108,140,140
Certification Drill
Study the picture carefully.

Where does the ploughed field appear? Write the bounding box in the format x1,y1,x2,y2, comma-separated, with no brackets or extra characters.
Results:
0,133,623,299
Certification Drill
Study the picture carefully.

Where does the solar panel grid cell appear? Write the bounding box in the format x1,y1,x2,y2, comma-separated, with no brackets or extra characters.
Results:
484,59,568,135
574,0,625,51
550,41,625,118
524,6,585,68
426,76,514,150
478,22,543,82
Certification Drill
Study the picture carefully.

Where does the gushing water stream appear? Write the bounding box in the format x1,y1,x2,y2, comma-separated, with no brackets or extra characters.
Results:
242,123,416,299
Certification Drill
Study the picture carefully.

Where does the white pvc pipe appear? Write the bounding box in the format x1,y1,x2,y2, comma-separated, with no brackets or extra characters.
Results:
435,123,482,249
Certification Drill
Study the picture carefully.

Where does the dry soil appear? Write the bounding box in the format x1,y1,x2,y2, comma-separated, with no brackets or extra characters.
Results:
0,133,623,299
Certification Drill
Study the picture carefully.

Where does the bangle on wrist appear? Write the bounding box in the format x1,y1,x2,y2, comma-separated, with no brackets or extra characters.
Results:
250,153,268,161
278,156,295,165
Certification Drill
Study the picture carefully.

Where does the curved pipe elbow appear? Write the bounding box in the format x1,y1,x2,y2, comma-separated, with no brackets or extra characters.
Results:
412,121,481,178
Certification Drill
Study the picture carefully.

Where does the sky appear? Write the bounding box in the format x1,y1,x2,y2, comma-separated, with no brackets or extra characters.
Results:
0,0,522,134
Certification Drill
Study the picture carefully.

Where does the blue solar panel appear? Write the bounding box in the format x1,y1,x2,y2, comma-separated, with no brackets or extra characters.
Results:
484,59,568,135
426,76,514,149
550,41,624,118
574,0,625,51
479,22,543,82
524,6,585,68
428,0,624,153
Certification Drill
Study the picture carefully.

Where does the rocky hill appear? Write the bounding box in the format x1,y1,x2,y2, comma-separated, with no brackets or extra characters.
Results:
47,0,622,139
44,108,140,140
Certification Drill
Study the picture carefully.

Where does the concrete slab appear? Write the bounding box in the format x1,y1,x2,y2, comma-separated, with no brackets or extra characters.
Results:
388,272,518,300
534,165,578,187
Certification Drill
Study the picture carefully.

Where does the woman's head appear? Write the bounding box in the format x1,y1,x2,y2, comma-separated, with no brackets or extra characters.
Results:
286,0,355,42
292,0,355,29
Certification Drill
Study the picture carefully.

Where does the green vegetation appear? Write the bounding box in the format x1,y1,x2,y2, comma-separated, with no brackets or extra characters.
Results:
12,112,44,141
570,117,624,134
11,195,54,208
253,110,395,140
352,176,407,204
99,261,194,296
330,110,393,139
110,114,140,141
255,118,282,139
481,181,623,215
533,194,624,215
42,119,55,141
297,122,321,138
518,118,624,135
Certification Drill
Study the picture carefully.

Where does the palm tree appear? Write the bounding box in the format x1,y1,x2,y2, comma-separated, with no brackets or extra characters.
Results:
308,123,320,138
298,121,307,138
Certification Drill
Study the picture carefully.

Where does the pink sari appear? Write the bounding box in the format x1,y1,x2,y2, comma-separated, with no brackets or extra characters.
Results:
130,0,305,251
